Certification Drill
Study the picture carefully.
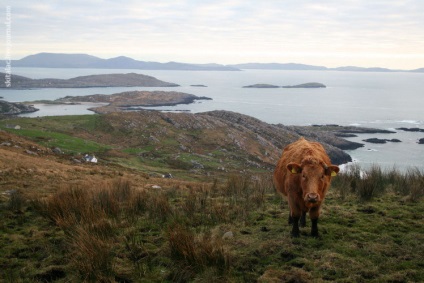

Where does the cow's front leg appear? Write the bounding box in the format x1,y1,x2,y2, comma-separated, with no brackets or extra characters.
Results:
288,213,293,225
300,211,306,227
310,207,320,237
291,216,300,237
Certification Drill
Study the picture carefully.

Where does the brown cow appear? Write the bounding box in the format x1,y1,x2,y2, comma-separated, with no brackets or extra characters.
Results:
273,138,339,237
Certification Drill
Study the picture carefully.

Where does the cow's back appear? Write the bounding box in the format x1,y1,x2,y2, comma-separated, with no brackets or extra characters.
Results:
273,138,331,196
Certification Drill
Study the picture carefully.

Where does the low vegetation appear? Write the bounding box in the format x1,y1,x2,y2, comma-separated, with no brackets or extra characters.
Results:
1,167,423,282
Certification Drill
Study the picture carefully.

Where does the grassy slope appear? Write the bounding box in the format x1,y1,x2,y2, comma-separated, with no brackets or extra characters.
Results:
1,114,423,282
0,113,276,180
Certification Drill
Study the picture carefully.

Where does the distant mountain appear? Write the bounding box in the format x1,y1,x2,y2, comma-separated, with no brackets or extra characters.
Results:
14,53,102,68
330,66,395,72
229,63,424,73
2,53,239,71
229,63,328,70
0,72,179,88
410,68,424,73
2,53,424,72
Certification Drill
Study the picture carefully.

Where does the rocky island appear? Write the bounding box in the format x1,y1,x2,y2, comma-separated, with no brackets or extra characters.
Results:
282,82,326,88
397,127,424,132
0,72,179,88
363,138,401,144
243,82,326,88
243,84,280,88
0,100,38,115
54,91,212,113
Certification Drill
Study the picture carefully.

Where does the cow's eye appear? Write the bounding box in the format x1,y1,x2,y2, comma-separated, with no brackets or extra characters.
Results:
302,174,306,179
321,174,325,179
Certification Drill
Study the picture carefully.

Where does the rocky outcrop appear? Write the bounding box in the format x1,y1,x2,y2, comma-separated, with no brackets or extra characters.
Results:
0,72,179,88
0,100,38,115
201,110,352,165
418,138,424,144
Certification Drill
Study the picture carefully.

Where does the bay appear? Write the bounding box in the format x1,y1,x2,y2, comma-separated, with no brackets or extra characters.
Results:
1,68,424,171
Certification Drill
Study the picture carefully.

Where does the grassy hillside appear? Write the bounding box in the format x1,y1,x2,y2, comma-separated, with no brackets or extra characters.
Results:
0,111,354,180
1,112,423,282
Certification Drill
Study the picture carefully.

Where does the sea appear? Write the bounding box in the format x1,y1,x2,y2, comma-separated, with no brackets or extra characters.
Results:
1,67,424,171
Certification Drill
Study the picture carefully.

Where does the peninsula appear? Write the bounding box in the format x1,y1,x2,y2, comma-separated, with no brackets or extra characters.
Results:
0,72,179,88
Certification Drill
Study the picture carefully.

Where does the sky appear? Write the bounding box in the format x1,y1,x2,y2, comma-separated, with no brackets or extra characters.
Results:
2,0,424,69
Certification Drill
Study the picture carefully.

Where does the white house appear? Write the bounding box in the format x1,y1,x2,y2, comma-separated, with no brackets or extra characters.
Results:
83,154,98,163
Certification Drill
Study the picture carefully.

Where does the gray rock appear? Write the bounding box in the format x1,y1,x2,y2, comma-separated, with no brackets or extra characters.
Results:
222,231,234,240
52,147,63,154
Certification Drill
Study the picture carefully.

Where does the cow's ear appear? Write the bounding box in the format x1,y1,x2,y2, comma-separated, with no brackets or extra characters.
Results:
287,163,302,174
326,165,340,177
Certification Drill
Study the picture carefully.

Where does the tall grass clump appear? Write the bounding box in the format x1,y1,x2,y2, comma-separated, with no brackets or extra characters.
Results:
334,164,424,202
388,167,424,202
356,165,386,201
167,223,231,282
7,190,25,212
68,226,115,282
32,178,142,282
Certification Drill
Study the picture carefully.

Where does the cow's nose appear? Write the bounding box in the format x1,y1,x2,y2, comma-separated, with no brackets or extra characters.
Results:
307,193,319,203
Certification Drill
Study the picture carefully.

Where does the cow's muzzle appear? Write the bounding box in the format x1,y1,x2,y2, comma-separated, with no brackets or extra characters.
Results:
306,193,319,203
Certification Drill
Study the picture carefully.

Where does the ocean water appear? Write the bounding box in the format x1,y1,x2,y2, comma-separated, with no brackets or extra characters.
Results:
1,68,424,171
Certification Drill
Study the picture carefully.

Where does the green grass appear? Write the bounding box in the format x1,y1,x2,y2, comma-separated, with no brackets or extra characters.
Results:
2,127,110,154
1,167,423,282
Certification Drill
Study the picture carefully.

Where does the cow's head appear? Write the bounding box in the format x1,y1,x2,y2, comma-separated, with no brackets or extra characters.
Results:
287,158,339,207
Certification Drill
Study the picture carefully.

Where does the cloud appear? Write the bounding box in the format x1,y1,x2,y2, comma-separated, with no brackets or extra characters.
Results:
3,0,424,68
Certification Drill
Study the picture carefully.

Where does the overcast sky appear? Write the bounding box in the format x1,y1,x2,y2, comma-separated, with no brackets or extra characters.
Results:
3,0,424,69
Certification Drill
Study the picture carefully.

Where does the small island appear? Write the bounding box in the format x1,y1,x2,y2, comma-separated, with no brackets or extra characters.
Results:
243,84,280,88
54,91,212,114
418,138,424,144
0,72,180,88
282,82,326,88
190,84,207,87
243,82,326,88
